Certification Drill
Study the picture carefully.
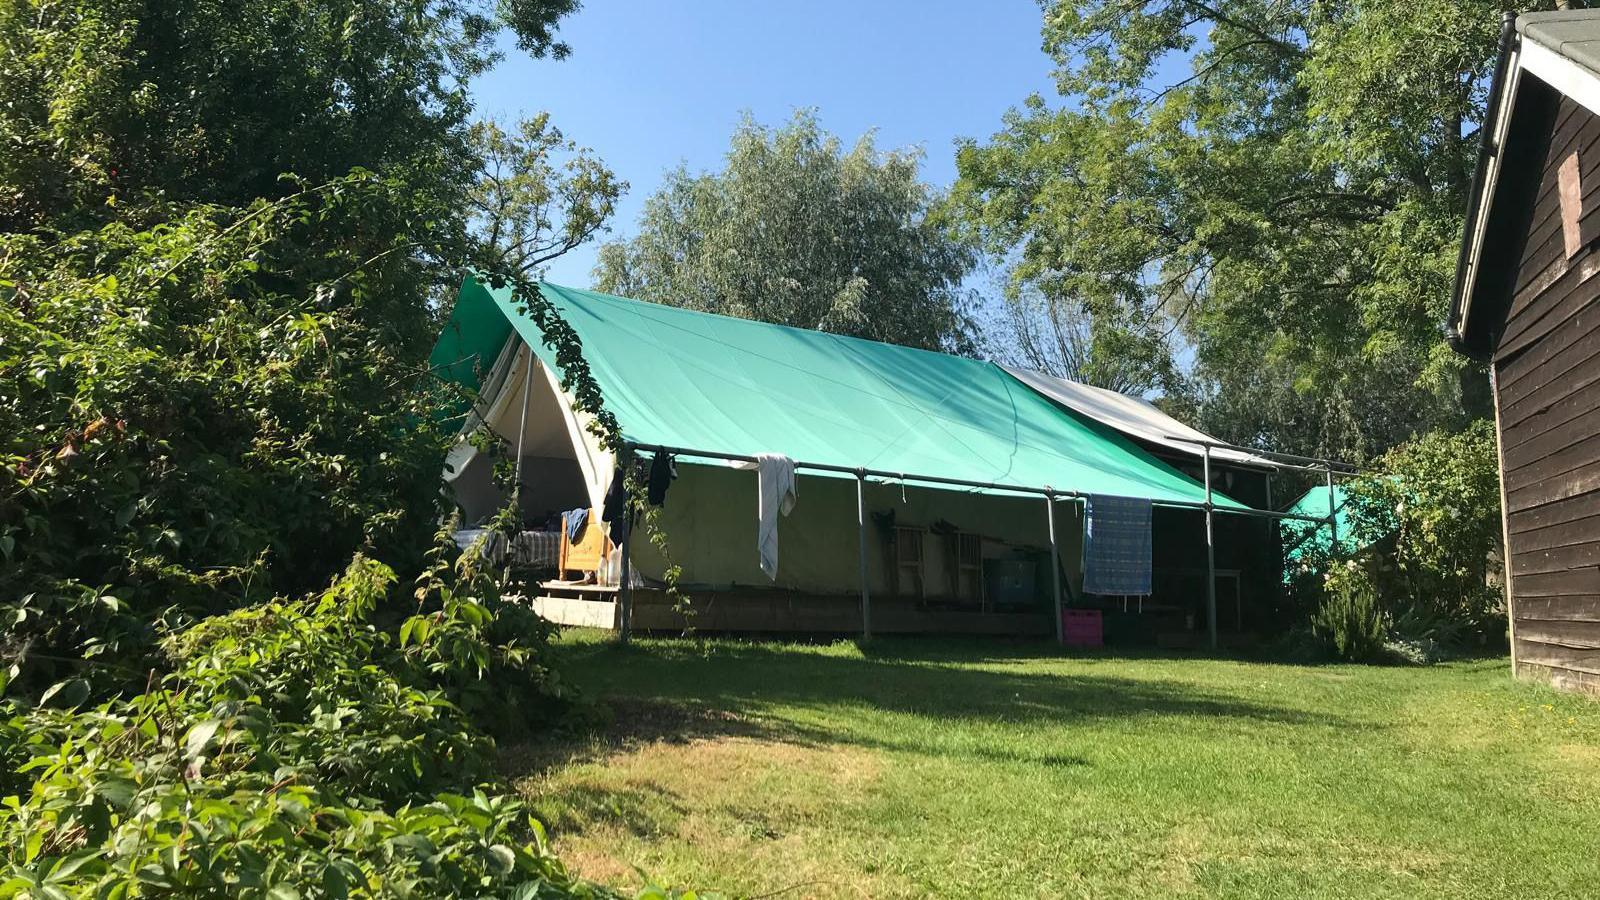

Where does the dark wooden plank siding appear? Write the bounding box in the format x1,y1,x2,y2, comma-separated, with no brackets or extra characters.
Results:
1514,595,1600,621
1495,95,1600,690
1495,302,1600,411
1509,108,1597,299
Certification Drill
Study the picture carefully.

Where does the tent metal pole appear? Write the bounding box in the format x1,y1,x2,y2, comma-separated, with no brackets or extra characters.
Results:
506,352,534,583
1264,472,1280,604
856,469,871,641
1325,467,1339,551
617,492,632,644
512,354,533,499
1047,492,1063,645
1204,444,1218,651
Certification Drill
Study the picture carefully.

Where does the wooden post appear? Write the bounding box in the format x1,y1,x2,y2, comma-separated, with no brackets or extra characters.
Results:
1204,445,1218,650
856,469,871,641
1047,492,1063,645
1490,365,1519,676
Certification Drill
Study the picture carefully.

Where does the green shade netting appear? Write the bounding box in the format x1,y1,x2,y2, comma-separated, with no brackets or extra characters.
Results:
431,278,1243,508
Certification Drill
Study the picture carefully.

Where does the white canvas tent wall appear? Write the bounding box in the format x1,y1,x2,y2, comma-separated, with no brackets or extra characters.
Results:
443,335,614,521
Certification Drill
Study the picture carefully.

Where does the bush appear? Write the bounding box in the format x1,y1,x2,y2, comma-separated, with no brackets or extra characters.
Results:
398,521,570,741
0,184,453,699
1312,563,1387,662
1342,421,1505,640
1285,421,1506,661
0,555,611,899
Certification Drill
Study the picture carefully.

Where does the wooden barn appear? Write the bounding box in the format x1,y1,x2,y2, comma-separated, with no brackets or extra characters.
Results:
1451,10,1600,694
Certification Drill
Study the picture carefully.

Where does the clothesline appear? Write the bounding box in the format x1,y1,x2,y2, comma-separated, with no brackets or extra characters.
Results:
625,441,1340,526
614,439,1350,649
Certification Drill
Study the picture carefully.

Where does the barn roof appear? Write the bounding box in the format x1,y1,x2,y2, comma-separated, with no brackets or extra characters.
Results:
1521,10,1600,76
1451,11,1600,356
432,277,1245,508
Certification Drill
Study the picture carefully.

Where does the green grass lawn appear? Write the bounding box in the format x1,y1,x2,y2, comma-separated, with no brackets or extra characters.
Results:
506,631,1600,898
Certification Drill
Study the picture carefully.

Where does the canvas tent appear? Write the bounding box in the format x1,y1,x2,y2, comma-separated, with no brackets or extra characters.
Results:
432,277,1314,643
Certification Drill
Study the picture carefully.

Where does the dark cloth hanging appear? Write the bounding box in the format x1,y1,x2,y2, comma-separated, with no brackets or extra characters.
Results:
602,463,629,544
647,451,677,506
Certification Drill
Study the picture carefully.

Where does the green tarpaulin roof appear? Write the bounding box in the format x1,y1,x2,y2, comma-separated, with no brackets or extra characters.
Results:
431,278,1243,508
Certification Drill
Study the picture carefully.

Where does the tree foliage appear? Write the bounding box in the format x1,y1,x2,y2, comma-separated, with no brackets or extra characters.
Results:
948,0,1557,458
596,111,978,353
2,176,457,692
0,0,620,691
0,0,575,233
469,116,625,277
981,284,1182,395
0,0,663,895
1287,422,1506,660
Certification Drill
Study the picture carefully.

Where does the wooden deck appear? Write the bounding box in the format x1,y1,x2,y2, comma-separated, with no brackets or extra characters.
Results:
531,585,1054,636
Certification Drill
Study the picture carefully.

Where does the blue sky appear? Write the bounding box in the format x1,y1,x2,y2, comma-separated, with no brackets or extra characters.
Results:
471,0,1057,289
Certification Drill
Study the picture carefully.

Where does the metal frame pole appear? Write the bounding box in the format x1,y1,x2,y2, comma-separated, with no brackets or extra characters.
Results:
1047,492,1063,645
856,469,871,641
617,496,632,644
506,351,534,583
1204,445,1218,650
1325,467,1339,551
633,441,1341,526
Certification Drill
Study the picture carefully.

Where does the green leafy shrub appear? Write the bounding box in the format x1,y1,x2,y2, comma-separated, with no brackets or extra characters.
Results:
1342,421,1505,643
0,558,606,898
397,522,569,741
165,557,498,804
0,182,455,697
1286,422,1506,661
1312,563,1387,662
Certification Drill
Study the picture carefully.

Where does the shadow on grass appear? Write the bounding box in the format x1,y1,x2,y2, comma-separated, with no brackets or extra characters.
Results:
508,634,1364,785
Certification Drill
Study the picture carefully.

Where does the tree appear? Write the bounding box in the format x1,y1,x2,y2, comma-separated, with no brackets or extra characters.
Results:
0,4,640,894
0,0,608,685
0,0,578,236
469,115,625,276
596,110,978,353
981,281,1181,395
947,1,1555,460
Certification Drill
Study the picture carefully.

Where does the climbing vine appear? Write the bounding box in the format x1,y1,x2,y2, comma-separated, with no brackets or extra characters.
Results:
480,270,694,629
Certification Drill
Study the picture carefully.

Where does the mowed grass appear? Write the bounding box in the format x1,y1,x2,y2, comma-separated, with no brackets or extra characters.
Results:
506,630,1600,898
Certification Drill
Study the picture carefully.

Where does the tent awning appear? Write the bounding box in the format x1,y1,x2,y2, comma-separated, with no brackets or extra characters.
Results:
431,278,1246,509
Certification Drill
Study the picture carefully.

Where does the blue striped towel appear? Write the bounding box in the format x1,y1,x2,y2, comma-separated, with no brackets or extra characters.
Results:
1083,494,1153,596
